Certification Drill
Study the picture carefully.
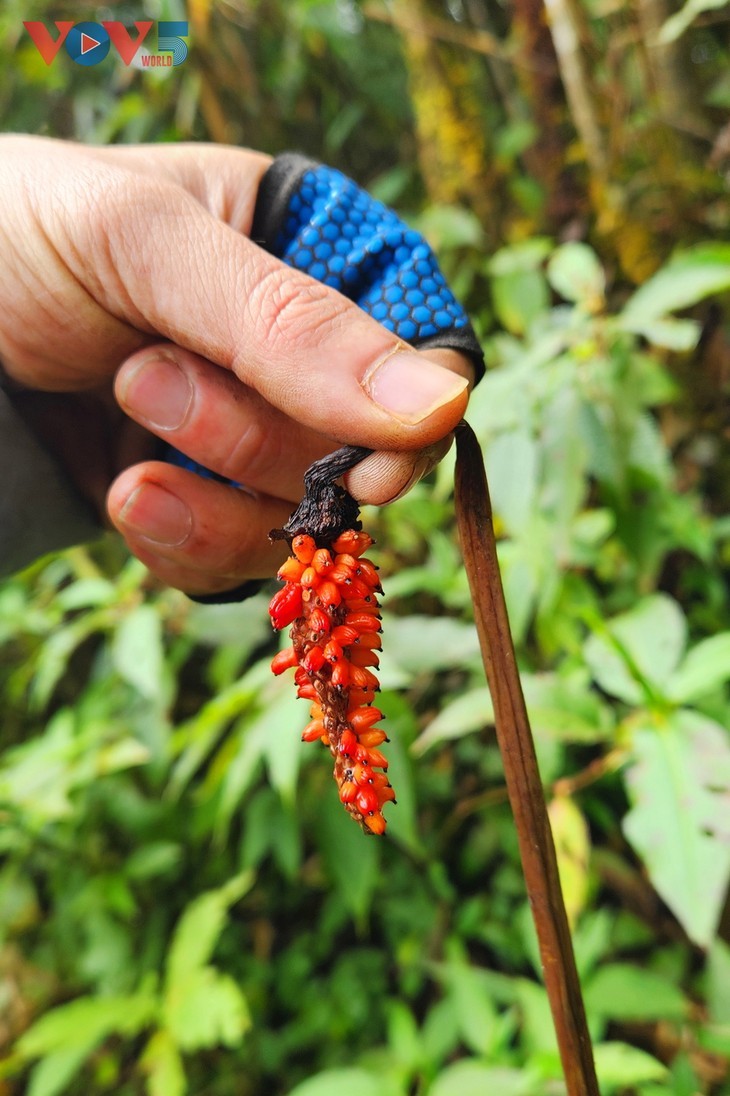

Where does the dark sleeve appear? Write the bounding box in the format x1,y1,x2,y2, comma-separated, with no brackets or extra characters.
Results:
0,388,101,579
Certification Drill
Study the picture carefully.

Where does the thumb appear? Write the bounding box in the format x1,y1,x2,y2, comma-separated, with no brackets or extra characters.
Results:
76,175,469,449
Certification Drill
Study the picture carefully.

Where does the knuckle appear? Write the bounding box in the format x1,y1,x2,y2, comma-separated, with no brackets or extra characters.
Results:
246,264,343,349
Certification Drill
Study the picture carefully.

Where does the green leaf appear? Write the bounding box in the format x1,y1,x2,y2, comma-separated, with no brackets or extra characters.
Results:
165,872,254,986
622,244,730,322
593,1042,668,1088
141,1030,186,1096
548,796,590,929
487,239,552,335
429,1061,533,1096
485,429,538,535
286,1069,394,1096
27,1043,101,1096
19,993,155,1058
415,205,485,250
443,959,499,1056
584,594,686,703
112,605,165,702
668,633,730,703
585,963,688,1021
412,687,494,755
379,615,481,679
623,710,730,947
163,967,250,1050
547,242,605,308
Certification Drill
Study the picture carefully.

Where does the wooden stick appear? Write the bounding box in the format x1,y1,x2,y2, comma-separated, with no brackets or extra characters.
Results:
454,420,599,1096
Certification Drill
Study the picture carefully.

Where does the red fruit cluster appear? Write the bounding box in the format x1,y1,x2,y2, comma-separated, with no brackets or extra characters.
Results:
269,530,394,835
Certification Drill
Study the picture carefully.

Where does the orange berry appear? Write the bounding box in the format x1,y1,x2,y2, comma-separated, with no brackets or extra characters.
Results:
338,729,358,757
318,581,342,608
277,556,306,583
332,530,373,557
356,786,379,815
339,780,357,804
270,647,298,675
344,612,381,634
302,719,325,742
355,559,380,588
332,625,358,646
363,811,386,835
348,707,383,731
348,647,379,668
357,728,388,747
302,646,325,673
300,566,319,589
292,534,316,564
307,608,331,637
312,548,334,574
331,661,350,688
356,632,382,650
297,684,317,700
269,583,303,629
323,639,343,663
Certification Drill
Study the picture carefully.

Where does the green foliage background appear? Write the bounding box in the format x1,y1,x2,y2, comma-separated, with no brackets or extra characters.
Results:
1,2,730,1094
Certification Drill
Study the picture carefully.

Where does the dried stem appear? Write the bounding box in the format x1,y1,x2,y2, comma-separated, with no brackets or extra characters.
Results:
454,420,599,1096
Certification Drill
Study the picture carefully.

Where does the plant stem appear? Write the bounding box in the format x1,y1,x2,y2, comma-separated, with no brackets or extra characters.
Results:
454,420,599,1096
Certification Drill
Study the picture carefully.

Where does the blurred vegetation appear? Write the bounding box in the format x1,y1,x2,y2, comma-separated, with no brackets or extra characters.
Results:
1,1,730,1094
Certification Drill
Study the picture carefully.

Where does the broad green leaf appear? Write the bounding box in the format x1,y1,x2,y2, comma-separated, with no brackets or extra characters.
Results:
584,594,686,703
163,967,250,1050
547,242,605,308
548,796,590,928
27,1043,101,1096
443,959,498,1056
491,268,549,335
379,615,481,678
141,1030,186,1096
485,429,538,536
668,633,730,703
19,993,155,1057
415,205,485,250
165,872,253,986
112,605,165,702
412,687,494,755
623,711,730,947
619,316,700,351
622,244,730,322
594,1042,668,1087
286,1069,394,1096
487,239,552,335
585,963,688,1021
429,1061,533,1096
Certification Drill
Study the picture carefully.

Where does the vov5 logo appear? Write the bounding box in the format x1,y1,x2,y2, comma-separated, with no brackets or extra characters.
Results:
23,20,189,67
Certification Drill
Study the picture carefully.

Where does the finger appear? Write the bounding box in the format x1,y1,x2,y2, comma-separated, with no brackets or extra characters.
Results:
115,344,332,502
53,152,469,449
107,462,291,591
96,143,272,234
115,344,472,506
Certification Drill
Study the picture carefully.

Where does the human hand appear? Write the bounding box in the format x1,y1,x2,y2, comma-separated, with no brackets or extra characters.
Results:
0,135,474,595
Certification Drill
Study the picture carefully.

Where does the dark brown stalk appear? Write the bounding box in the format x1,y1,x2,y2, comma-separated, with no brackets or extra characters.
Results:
454,420,599,1096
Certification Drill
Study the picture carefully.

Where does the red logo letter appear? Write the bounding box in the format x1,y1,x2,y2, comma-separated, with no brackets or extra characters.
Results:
103,21,153,65
23,21,74,65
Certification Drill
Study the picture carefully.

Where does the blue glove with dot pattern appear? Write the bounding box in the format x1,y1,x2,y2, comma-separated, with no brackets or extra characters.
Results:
171,153,483,603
